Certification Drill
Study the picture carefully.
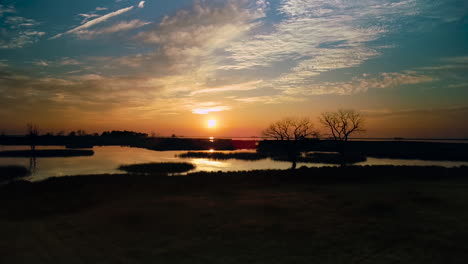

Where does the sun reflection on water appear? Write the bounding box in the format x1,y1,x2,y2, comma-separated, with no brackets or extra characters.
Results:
190,158,231,171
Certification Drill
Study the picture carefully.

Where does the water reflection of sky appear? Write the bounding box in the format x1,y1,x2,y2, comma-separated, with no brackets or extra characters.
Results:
190,159,231,171
1,145,468,182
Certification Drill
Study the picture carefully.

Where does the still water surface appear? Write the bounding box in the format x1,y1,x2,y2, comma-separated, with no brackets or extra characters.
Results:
1,145,467,182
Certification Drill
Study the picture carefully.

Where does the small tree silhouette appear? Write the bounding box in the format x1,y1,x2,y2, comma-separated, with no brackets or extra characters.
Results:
319,109,365,165
263,117,318,169
26,123,39,152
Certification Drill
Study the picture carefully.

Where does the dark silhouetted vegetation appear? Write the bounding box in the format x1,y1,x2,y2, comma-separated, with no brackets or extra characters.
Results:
0,149,94,157
262,117,319,169
0,133,237,150
101,130,148,138
118,162,195,174
1,166,468,263
1,131,467,161
26,123,39,152
305,152,366,164
320,109,365,165
319,109,365,143
0,165,30,180
272,152,367,164
259,140,468,161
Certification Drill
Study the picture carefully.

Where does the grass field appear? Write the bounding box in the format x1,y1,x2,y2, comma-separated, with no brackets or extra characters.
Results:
1,166,468,263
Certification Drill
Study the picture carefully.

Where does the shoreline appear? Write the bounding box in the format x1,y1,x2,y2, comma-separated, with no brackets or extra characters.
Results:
3,165,467,189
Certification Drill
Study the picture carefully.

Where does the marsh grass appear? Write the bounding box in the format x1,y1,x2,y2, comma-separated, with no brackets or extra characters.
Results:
118,162,195,174
304,152,367,164
0,165,30,180
271,152,367,164
1,166,468,263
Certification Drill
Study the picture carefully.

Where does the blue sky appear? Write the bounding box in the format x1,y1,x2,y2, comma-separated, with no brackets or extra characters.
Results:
0,0,467,137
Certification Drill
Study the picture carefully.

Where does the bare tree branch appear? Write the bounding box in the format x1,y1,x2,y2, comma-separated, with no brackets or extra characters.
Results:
263,117,317,141
319,109,365,142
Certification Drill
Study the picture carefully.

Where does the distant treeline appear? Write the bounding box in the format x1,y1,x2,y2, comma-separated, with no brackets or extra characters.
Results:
0,149,94,158
0,131,245,150
2,132,467,161
258,140,468,161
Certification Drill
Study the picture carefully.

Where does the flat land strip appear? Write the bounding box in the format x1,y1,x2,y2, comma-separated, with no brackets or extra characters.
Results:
1,166,468,263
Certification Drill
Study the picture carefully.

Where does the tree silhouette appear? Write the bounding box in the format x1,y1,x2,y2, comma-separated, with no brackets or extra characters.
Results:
26,123,39,152
263,117,318,169
319,109,365,165
263,117,317,141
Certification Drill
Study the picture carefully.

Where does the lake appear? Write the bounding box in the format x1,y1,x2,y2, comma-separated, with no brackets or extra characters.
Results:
1,145,468,182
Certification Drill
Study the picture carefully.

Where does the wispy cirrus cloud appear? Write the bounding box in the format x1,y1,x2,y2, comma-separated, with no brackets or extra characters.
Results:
0,4,44,49
138,0,267,60
78,13,100,24
50,6,135,39
0,4,15,16
78,6,121,24
0,60,8,68
442,56,468,64
31,57,82,67
190,80,262,95
221,0,418,76
0,1,270,120
279,71,434,96
192,105,232,115
362,105,468,118
33,60,50,67
76,19,151,38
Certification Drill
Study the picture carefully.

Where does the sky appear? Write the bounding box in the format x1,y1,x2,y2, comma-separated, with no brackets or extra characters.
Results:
0,0,467,138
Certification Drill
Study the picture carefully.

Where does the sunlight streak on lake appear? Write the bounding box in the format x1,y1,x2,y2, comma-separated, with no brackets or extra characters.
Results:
1,145,468,182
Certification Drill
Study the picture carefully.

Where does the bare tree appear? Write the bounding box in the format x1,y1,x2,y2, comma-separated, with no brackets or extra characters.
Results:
76,130,87,136
262,117,317,141
319,109,364,142
26,123,39,152
263,117,318,169
319,109,364,164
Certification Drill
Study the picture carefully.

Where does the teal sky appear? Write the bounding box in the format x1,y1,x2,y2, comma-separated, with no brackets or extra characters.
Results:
1,0,467,137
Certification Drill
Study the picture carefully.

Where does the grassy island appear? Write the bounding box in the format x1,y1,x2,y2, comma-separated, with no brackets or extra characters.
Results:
118,162,196,174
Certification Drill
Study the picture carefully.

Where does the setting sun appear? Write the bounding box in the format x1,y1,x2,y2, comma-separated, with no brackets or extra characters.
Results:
207,119,217,128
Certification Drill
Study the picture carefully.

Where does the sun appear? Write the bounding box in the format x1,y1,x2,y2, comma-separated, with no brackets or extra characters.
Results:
207,119,217,128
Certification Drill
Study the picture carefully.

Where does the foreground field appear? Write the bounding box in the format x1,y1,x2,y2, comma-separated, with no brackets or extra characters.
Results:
1,166,468,263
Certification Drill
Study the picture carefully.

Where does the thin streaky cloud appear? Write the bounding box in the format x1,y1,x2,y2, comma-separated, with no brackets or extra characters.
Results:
138,1,145,8
221,0,418,75
192,106,232,115
0,4,44,49
76,20,151,38
78,13,100,24
279,72,434,96
190,80,262,95
50,6,134,39
442,56,468,63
